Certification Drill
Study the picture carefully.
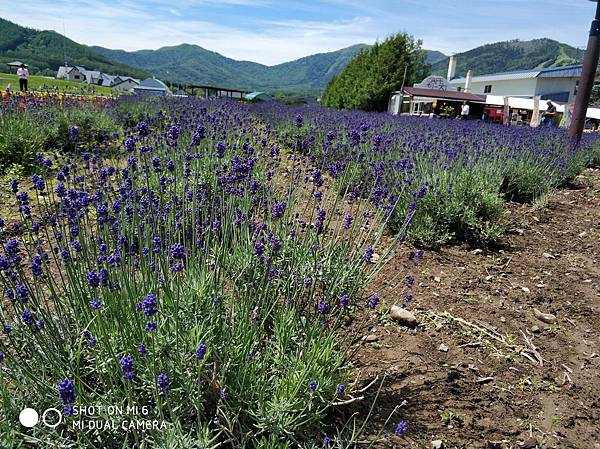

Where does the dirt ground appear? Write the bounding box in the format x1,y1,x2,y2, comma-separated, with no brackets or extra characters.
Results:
349,168,600,449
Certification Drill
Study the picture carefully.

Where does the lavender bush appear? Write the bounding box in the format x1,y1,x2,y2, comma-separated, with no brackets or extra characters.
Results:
0,98,415,448
251,103,600,245
1,95,597,447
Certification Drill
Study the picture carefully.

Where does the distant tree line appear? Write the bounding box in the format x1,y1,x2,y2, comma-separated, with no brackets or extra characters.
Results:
321,32,428,112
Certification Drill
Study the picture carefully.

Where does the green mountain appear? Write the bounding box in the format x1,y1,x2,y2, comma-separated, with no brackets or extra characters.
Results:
430,38,583,78
93,44,447,95
0,18,148,79
92,44,372,95
425,50,446,65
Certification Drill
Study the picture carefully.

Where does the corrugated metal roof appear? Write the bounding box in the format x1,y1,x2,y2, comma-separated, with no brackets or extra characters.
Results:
451,70,540,83
450,64,582,84
400,87,486,103
537,65,582,78
140,78,170,89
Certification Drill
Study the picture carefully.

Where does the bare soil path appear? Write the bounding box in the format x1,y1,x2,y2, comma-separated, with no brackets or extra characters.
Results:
352,168,600,449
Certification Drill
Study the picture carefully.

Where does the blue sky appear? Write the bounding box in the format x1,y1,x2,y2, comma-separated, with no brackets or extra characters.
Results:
1,0,598,65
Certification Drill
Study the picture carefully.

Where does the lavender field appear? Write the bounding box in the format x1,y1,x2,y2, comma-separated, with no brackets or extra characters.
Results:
0,96,599,448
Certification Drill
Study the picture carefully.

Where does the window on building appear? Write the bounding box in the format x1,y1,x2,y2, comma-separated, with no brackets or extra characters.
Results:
574,80,579,96
457,86,462,92
74,75,80,80
484,85,493,93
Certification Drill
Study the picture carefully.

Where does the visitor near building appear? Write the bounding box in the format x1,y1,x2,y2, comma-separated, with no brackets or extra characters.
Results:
461,102,470,120
542,100,557,126
17,64,29,91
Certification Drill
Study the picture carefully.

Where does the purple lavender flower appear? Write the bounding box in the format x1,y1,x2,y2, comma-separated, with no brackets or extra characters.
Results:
170,243,185,260
363,247,375,262
157,373,169,395
336,384,345,394
368,294,380,309
309,380,318,391
120,355,135,381
16,283,28,303
86,271,100,289
124,137,136,152
395,419,409,436
343,214,353,230
167,126,180,141
58,378,76,415
195,343,207,360
142,294,158,317
21,309,34,326
318,301,330,315
339,294,350,309
90,298,104,309
4,239,19,257
135,121,149,137
271,201,287,219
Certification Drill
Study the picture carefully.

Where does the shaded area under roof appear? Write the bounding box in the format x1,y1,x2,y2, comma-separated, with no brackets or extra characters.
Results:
400,87,487,103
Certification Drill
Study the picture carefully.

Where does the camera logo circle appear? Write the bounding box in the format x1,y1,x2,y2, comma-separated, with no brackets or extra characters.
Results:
19,408,38,428
42,408,63,428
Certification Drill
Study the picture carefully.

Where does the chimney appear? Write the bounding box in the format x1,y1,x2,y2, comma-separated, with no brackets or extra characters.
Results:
447,54,457,80
464,69,473,92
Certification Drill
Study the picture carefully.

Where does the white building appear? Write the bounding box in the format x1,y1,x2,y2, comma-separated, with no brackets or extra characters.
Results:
450,65,582,103
111,76,141,91
56,66,86,82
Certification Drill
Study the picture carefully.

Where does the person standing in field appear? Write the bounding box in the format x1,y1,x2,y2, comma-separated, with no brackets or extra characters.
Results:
460,101,470,120
17,64,29,92
542,100,557,126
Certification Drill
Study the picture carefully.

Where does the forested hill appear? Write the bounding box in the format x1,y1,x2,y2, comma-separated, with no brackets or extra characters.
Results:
430,39,583,78
0,18,148,78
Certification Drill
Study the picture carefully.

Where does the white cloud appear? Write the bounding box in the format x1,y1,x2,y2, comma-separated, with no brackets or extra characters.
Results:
0,0,593,66
0,1,377,64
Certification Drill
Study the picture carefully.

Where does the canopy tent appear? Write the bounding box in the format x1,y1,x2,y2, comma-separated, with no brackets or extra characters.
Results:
486,95,600,121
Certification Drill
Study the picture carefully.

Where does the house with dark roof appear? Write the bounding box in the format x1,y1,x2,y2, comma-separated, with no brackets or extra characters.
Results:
56,66,86,82
111,76,141,91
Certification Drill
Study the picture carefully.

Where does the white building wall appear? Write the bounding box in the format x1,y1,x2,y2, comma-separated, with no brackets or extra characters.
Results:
535,78,578,102
450,77,579,102
450,78,538,97
68,71,84,83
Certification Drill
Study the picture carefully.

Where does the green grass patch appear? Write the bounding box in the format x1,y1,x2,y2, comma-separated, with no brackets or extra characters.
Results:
0,72,115,95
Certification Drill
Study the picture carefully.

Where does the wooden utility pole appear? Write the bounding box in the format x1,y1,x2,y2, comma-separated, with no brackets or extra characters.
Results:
569,0,600,142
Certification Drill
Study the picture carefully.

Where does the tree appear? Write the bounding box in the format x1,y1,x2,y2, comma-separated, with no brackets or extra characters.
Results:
322,33,428,112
